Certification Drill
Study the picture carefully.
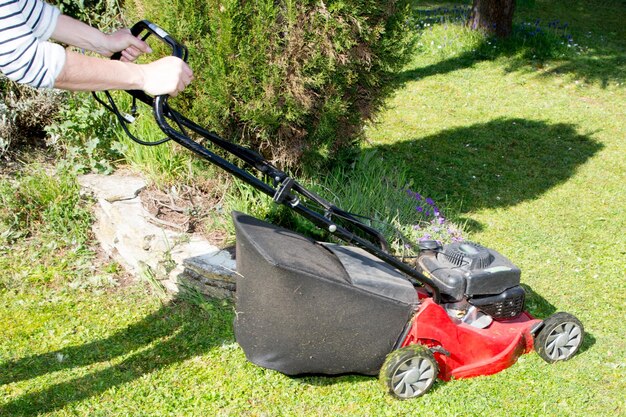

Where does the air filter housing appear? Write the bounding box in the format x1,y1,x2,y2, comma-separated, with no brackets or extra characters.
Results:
442,242,494,270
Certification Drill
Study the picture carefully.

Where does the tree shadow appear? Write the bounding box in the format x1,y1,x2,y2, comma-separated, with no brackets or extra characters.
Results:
400,1,626,88
398,36,625,89
371,118,602,217
503,46,626,89
0,296,234,417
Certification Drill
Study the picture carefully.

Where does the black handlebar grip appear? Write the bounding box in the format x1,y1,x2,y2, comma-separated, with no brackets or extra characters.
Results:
102,20,190,136
110,20,188,62
105,20,190,119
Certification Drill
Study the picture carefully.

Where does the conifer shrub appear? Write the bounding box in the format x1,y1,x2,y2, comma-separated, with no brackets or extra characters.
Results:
125,0,413,168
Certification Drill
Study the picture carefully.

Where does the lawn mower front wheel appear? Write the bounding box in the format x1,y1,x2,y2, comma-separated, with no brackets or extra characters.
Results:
534,312,584,363
380,344,439,399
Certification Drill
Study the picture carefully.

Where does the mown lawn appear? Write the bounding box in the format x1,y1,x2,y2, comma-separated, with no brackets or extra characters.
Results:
1,0,624,416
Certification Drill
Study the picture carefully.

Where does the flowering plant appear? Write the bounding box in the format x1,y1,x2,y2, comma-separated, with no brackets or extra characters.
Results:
389,189,464,258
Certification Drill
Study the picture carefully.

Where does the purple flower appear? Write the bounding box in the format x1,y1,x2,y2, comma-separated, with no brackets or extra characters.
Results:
425,197,435,206
416,206,424,213
407,189,422,200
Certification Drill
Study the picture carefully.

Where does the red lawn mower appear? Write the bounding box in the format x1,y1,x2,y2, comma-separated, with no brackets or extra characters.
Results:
100,21,585,399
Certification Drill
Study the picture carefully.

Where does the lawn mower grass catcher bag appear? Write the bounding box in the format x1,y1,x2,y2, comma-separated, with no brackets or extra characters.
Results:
232,212,419,376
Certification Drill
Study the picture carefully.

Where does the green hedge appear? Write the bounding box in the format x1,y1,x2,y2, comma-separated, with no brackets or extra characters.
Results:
125,0,413,168
51,0,122,29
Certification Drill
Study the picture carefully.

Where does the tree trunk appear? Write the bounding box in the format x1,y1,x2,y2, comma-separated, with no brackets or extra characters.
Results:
467,0,516,38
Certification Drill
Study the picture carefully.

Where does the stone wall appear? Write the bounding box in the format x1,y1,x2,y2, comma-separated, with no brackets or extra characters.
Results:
78,172,236,299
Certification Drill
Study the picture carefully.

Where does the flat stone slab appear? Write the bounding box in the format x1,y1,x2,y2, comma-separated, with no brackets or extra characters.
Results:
79,173,146,202
184,252,237,283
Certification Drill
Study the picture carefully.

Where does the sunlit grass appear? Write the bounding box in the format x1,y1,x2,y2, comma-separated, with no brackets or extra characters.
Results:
1,0,625,415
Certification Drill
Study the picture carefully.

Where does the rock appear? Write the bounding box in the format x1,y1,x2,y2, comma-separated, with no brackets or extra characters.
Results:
178,252,237,298
78,172,236,299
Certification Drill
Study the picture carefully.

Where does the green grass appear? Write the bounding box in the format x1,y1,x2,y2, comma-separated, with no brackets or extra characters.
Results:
1,0,625,415
0,167,105,290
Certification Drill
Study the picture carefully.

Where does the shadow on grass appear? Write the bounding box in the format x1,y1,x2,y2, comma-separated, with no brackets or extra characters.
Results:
402,1,626,88
522,283,596,354
399,37,625,89
371,118,602,217
0,296,234,417
578,331,597,355
522,284,557,318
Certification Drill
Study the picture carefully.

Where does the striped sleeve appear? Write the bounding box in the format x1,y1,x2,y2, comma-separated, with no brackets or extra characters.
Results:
20,0,59,40
0,0,66,88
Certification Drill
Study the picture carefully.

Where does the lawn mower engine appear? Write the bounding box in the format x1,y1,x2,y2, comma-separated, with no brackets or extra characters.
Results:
416,241,526,324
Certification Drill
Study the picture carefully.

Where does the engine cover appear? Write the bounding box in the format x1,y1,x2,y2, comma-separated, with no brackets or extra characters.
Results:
417,241,522,302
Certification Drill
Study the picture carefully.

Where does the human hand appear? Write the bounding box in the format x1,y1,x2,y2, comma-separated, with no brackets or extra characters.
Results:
102,28,152,62
139,56,194,97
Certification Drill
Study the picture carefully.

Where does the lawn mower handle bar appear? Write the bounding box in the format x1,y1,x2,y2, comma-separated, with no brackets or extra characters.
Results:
109,20,442,302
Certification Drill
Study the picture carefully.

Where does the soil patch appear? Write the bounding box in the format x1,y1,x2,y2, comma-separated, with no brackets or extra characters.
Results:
139,182,231,248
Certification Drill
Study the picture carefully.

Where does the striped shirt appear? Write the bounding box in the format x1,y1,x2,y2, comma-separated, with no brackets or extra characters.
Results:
0,0,64,88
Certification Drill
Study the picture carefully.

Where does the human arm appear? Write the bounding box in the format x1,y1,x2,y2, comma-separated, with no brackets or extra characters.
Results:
51,14,151,62
53,50,193,96
1,0,193,94
49,8,193,94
